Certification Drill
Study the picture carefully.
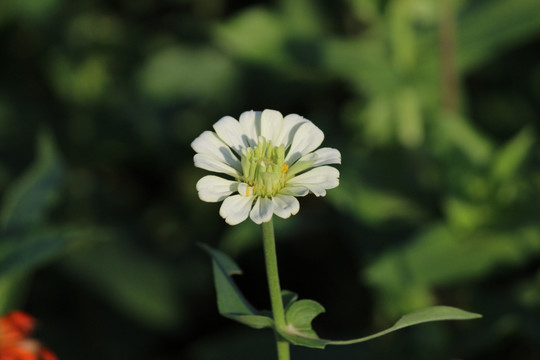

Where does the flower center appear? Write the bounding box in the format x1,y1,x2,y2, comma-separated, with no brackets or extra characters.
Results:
240,137,289,197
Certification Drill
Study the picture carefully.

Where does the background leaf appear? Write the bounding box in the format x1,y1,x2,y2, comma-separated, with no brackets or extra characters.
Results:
0,131,63,233
0,132,65,313
0,227,98,277
62,239,183,329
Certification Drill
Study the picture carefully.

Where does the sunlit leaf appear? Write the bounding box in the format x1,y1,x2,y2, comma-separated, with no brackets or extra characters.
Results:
323,38,396,94
395,87,423,148
366,225,540,316
445,197,493,230
281,0,323,37
329,176,425,225
214,7,288,67
138,46,236,103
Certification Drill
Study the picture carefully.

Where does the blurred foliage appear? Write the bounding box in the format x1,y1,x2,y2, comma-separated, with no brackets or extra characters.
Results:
0,0,539,359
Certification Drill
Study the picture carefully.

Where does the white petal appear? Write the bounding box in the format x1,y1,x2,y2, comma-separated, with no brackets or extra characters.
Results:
272,195,300,219
285,121,324,164
287,166,340,197
196,175,238,202
213,116,249,155
293,147,341,169
304,185,327,196
191,131,242,171
308,148,341,166
250,197,273,224
279,186,309,197
275,113,307,148
260,109,284,144
194,154,240,177
219,195,254,225
191,130,226,157
239,110,262,147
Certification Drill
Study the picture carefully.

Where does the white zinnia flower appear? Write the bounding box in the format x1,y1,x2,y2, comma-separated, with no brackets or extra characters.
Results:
192,109,341,225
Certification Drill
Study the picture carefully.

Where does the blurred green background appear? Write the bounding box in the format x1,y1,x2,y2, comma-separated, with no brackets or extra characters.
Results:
1,0,540,359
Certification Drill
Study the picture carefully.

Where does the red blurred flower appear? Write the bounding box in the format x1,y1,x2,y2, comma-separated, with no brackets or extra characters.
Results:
0,311,57,360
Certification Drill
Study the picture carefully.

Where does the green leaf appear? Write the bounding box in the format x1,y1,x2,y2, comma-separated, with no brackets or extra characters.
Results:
0,227,94,277
0,132,66,313
64,239,183,329
282,290,298,311
367,225,540,294
214,7,288,67
202,246,480,349
0,131,63,233
329,176,425,225
323,38,396,95
0,227,102,313
458,0,540,71
200,244,274,329
279,303,481,349
278,299,326,348
433,113,493,166
395,87,423,148
137,46,235,104
491,127,535,182
445,197,493,231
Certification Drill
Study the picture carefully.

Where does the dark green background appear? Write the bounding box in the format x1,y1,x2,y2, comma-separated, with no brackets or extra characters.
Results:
1,0,540,359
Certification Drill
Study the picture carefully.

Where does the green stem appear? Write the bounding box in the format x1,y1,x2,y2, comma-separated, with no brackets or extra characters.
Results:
438,0,459,113
262,218,290,360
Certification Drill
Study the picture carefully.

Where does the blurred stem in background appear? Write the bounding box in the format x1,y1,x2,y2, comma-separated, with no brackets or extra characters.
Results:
439,0,459,113
262,219,290,360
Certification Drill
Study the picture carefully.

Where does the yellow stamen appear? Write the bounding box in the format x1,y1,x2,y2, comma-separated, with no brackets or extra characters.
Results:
246,187,250,197
281,164,289,173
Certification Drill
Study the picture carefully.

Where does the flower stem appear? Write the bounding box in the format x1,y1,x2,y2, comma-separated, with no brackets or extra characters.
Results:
262,218,290,360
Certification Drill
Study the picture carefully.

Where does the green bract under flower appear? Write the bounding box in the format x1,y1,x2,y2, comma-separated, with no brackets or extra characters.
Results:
192,109,341,225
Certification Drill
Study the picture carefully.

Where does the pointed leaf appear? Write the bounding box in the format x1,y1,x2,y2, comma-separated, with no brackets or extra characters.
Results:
491,127,534,182
200,244,274,329
0,131,64,233
279,304,481,349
